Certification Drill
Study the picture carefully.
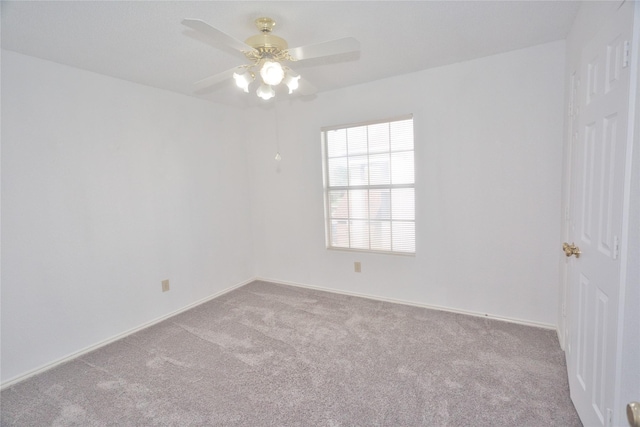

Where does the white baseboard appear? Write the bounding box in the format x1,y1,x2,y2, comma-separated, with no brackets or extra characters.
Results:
0,277,255,390
257,276,558,331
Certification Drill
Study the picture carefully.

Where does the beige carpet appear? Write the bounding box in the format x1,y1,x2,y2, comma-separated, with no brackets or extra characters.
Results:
1,280,581,426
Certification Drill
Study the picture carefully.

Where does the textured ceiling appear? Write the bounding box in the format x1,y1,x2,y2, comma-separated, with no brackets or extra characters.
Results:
1,1,580,109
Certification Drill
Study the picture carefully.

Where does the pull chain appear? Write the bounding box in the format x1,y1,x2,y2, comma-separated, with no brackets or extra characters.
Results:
274,104,281,161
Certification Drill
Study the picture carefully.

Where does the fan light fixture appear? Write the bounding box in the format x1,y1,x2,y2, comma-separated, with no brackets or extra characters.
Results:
230,17,303,101
234,60,295,100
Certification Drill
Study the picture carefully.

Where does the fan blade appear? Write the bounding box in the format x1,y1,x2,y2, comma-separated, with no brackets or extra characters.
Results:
296,78,317,96
193,68,239,93
287,37,360,61
182,19,254,53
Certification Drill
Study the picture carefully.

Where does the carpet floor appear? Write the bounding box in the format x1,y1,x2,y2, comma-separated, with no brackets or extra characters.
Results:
1,280,582,426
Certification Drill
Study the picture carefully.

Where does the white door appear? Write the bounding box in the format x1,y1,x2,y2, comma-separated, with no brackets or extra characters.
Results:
565,2,635,426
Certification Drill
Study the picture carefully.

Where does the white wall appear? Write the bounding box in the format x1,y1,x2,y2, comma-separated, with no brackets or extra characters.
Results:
248,41,566,327
1,40,568,384
1,51,254,383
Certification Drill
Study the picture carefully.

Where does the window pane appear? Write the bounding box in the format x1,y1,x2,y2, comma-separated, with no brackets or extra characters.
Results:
369,189,390,220
328,157,348,187
329,190,348,219
392,221,415,252
368,122,389,153
327,129,347,158
391,151,414,184
350,220,369,249
331,220,349,247
391,188,415,220
348,155,369,186
347,126,368,155
370,221,391,251
390,119,414,152
349,190,368,220
322,117,414,254
369,153,390,185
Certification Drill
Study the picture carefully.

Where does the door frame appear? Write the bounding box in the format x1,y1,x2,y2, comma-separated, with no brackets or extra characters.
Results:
614,1,640,424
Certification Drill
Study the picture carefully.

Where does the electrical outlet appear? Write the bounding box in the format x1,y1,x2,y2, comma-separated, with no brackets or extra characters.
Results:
161,279,170,292
354,262,361,273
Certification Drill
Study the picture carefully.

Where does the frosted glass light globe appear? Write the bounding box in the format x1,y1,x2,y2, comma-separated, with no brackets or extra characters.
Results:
233,71,252,93
256,83,275,100
260,61,285,86
284,72,300,94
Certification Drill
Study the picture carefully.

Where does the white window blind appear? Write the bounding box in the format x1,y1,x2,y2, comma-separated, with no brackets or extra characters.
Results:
322,115,415,254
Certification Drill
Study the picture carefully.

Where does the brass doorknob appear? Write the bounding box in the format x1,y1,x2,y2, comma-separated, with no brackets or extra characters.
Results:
562,242,581,258
628,402,640,427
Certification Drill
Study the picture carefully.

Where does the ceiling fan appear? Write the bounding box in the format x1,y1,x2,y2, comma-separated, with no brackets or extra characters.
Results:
182,17,360,100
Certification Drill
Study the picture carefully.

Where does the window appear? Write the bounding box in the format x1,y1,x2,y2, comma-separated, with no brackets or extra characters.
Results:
322,115,415,254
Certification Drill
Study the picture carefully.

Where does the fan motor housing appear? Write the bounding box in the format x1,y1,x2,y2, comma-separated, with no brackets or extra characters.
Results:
245,33,288,51
245,17,289,57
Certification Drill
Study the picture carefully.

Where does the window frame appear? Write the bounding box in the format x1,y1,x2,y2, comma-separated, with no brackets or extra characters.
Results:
321,114,415,256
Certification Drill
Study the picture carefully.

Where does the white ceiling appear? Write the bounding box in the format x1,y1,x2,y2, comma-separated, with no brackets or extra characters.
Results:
1,1,580,109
